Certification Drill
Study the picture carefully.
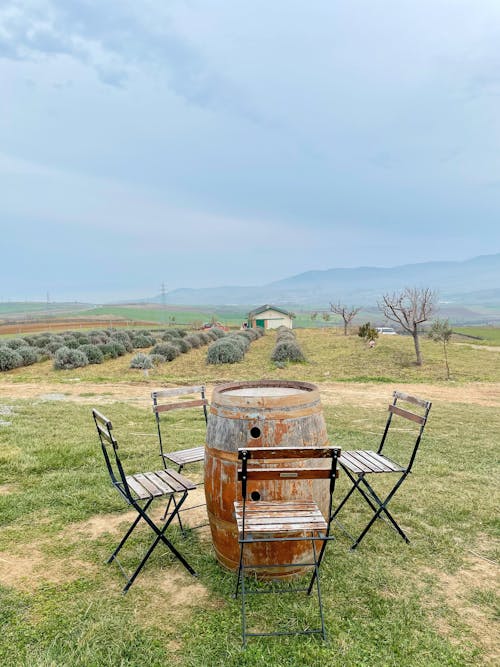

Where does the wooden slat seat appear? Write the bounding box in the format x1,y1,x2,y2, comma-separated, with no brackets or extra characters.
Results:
121,469,196,500
234,500,328,535
164,446,205,467
340,450,406,474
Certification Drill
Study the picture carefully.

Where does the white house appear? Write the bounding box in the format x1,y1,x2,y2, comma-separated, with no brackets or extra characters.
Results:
247,305,294,330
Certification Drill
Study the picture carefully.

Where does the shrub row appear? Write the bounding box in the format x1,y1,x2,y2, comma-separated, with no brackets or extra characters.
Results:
0,327,188,371
130,327,226,370
271,326,305,364
206,327,264,365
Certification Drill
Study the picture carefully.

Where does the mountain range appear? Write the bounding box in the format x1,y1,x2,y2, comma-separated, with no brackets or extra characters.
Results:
154,254,500,309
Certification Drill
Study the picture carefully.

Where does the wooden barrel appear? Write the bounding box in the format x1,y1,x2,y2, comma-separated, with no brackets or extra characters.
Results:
204,380,329,578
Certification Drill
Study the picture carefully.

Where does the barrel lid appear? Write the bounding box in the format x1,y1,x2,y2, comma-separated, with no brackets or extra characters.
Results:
211,380,321,409
224,387,305,397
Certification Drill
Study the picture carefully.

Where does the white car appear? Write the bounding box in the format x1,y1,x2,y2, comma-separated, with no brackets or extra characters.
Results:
376,327,398,335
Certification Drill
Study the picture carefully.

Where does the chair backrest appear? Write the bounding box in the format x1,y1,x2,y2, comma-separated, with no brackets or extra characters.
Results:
151,385,208,459
92,409,131,501
237,446,341,532
378,391,432,471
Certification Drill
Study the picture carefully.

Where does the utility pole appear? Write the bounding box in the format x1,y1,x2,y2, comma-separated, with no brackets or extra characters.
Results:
160,282,167,326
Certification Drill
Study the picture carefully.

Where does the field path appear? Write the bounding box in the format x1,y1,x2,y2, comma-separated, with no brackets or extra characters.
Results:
1,380,500,408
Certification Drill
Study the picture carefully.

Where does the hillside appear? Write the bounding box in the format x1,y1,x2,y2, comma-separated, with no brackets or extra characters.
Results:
161,254,500,308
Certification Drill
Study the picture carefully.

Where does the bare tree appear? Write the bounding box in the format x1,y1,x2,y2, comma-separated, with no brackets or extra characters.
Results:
379,287,437,366
330,302,361,336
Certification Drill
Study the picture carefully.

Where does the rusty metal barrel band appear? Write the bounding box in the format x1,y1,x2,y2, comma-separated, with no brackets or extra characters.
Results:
212,379,318,394
210,399,322,419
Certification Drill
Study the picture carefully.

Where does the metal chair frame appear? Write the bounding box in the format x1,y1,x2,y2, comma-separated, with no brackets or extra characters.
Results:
331,391,432,549
234,445,341,646
151,385,208,533
92,409,197,593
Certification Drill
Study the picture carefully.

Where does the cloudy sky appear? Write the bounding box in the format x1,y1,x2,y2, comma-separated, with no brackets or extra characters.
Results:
1,1,500,302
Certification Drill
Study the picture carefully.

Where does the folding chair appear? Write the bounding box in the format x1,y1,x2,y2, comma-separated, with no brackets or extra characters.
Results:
331,390,432,549
92,409,197,593
151,385,208,533
234,445,341,646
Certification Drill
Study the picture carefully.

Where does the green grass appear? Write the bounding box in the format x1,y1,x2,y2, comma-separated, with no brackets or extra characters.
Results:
453,327,500,344
0,398,498,666
66,306,249,327
0,302,91,318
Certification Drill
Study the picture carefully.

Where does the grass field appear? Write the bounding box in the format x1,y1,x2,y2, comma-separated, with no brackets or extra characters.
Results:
0,329,499,666
454,327,500,344
4,299,500,332
0,303,91,318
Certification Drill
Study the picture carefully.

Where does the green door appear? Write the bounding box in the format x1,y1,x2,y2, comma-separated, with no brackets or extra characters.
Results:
256,319,265,328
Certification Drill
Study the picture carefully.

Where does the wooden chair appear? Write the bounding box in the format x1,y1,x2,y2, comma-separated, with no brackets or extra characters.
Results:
92,409,197,593
331,391,432,549
151,386,208,532
234,445,341,646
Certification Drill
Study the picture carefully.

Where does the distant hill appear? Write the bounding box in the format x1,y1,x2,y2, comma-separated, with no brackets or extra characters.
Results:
156,254,500,309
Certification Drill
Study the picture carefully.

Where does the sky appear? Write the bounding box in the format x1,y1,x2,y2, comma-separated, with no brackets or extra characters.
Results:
1,0,500,303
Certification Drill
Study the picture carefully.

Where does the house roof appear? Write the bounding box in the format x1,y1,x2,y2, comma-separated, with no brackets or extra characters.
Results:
248,304,292,318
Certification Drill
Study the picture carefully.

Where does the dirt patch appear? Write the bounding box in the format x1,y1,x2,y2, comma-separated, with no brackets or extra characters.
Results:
1,380,500,409
0,484,17,495
424,554,500,663
68,511,138,540
0,547,97,591
0,381,155,408
457,343,500,353
133,568,221,631
319,382,500,408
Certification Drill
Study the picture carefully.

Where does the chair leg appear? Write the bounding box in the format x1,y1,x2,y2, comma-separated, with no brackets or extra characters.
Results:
332,466,411,549
123,525,167,593
162,493,187,536
162,463,206,536
307,534,329,595
135,493,196,573
238,544,248,648
161,463,186,530
113,493,197,593
352,477,409,549
329,472,372,540
108,498,153,564
330,476,359,520
310,535,327,641
333,469,381,517
234,542,244,600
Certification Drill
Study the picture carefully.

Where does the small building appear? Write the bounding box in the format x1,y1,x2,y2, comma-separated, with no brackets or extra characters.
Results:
248,305,294,330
